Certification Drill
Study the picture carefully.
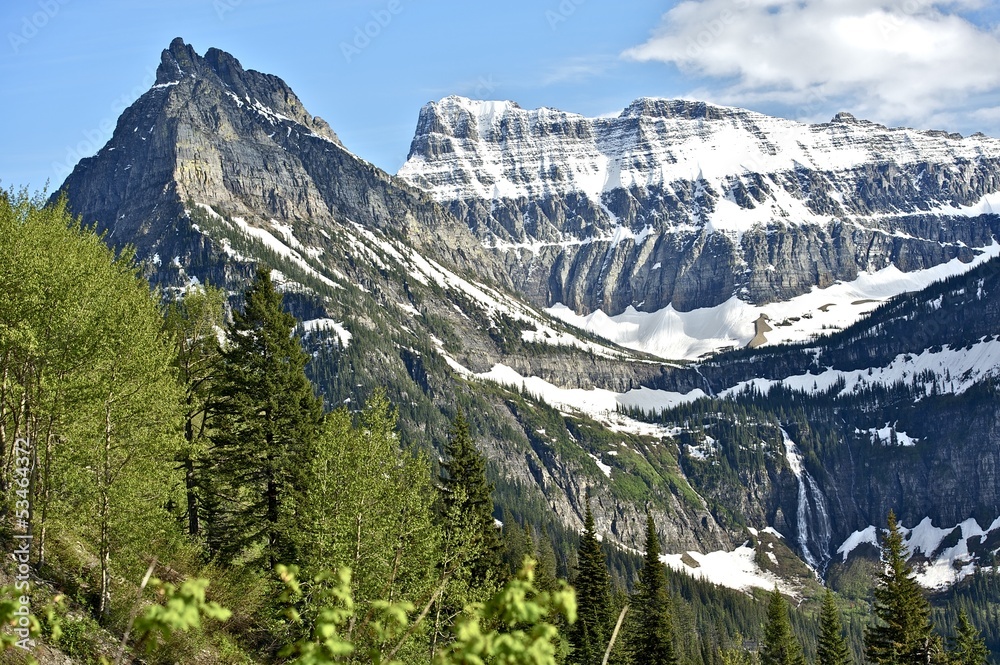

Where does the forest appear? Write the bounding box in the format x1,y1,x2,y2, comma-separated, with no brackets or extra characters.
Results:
0,189,994,664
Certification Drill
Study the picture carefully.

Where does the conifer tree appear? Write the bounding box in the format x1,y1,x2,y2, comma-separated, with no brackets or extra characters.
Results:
569,497,612,665
949,610,988,665
209,267,323,570
632,511,678,665
817,589,851,665
439,409,503,585
761,586,805,665
865,511,940,665
163,285,226,537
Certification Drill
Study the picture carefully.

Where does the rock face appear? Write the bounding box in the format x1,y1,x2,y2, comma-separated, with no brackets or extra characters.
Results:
398,96,1000,314
54,39,737,556
59,38,506,291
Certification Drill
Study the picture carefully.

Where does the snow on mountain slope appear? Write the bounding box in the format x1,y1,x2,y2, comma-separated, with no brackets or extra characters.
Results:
399,96,1000,236
838,516,1000,589
545,240,1000,360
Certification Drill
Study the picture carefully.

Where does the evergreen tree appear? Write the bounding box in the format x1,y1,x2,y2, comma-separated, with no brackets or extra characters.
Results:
208,267,323,570
439,409,503,585
632,512,678,665
569,497,613,665
865,511,940,665
949,611,988,665
817,589,851,665
760,587,805,665
162,285,226,537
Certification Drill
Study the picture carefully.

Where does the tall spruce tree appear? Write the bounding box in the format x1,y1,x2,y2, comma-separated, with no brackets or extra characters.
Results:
209,267,323,570
439,409,503,585
760,587,806,665
865,511,941,665
632,511,678,665
949,610,989,665
569,497,613,665
817,589,851,665
163,285,226,538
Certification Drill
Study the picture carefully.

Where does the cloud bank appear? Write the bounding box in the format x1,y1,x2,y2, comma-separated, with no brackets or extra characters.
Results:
624,0,1000,132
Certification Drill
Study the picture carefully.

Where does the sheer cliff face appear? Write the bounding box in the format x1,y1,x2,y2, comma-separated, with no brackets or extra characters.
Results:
58,39,505,289
398,96,1000,313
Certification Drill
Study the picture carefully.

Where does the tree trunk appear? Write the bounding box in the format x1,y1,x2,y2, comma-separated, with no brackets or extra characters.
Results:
98,402,113,618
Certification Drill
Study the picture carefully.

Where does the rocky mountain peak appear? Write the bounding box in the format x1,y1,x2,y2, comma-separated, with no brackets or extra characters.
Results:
154,38,339,145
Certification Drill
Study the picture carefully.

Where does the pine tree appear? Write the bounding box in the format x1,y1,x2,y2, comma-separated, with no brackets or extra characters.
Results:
865,511,941,665
949,610,988,665
760,586,805,665
163,285,226,537
817,589,851,665
569,497,613,665
632,511,678,665
208,267,323,570
439,409,503,585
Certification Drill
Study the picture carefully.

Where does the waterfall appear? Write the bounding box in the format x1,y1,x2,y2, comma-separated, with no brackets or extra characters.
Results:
781,429,832,571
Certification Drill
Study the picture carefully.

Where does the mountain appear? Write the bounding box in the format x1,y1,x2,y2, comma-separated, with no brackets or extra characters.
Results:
55,40,1000,597
55,39,735,558
398,96,1000,358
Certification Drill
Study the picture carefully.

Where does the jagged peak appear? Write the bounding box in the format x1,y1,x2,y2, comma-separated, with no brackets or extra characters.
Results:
150,38,340,145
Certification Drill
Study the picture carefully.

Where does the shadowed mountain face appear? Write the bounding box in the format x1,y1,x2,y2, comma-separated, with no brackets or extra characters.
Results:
399,96,1000,315
54,39,1000,591
58,38,506,290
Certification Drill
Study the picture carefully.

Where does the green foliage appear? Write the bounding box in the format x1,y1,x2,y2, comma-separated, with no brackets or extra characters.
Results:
817,589,851,665
208,266,324,569
132,577,232,653
439,410,505,588
162,284,227,538
760,588,805,665
437,558,577,665
948,611,989,665
865,511,942,665
569,499,613,665
630,513,678,665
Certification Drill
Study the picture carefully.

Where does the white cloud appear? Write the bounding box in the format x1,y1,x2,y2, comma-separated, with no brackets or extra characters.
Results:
623,0,1000,133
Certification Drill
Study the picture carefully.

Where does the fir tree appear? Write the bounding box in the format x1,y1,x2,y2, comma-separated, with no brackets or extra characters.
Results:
162,285,226,538
632,511,678,665
949,610,988,665
439,409,503,585
817,589,851,665
208,267,323,570
760,586,805,665
865,511,941,665
569,497,613,665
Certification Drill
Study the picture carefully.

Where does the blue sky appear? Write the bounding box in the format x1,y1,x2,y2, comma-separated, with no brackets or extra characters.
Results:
3,0,1000,191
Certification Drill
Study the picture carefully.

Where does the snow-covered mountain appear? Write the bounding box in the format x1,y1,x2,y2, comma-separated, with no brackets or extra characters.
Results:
55,40,1000,596
399,96,1000,357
